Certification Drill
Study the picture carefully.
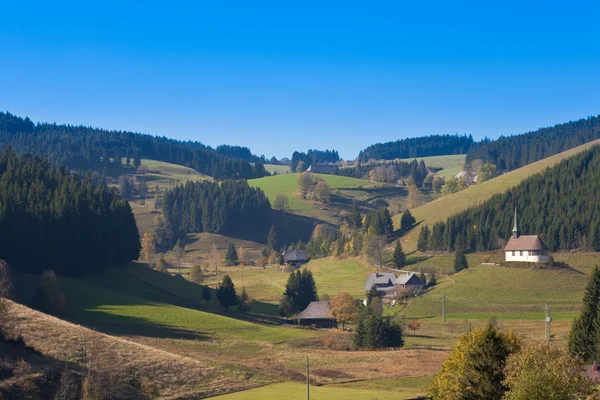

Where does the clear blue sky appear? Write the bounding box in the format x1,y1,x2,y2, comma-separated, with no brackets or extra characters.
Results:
2,1,600,160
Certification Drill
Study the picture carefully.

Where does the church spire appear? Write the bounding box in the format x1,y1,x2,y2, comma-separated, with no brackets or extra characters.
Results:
512,207,518,238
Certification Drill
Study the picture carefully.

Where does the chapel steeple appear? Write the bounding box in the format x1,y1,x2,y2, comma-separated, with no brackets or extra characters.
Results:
512,207,519,239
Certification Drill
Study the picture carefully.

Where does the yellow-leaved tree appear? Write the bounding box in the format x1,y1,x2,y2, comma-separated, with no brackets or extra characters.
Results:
329,292,359,330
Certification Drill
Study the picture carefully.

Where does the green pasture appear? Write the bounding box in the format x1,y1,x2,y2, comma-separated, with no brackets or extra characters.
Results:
264,164,292,174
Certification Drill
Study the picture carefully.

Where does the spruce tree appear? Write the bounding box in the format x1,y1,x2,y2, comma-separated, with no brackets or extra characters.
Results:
568,267,600,361
267,224,277,252
417,225,429,251
392,241,406,269
400,209,416,231
201,286,211,304
237,288,251,312
454,250,468,273
216,274,237,311
226,242,238,266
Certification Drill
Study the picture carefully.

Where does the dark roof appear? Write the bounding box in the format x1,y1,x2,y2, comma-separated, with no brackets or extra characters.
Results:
504,235,548,251
364,273,396,291
395,273,423,286
295,301,332,320
283,250,309,262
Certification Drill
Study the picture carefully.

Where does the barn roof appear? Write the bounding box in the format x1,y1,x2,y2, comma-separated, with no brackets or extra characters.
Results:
283,250,309,262
295,301,332,320
504,235,548,251
364,273,396,291
395,272,423,286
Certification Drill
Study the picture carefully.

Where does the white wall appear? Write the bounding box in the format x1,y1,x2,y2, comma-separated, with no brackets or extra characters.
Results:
505,251,549,263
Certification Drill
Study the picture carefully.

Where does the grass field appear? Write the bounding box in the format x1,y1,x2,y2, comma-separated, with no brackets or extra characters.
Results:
211,379,430,400
264,163,292,174
395,139,600,251
139,158,211,190
399,154,466,177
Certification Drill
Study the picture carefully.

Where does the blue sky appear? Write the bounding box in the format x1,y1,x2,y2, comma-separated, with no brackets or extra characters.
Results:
1,1,600,160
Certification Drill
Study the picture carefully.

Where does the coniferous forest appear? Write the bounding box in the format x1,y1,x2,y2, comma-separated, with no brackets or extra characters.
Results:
358,134,474,162
0,148,140,275
290,149,340,171
162,180,272,236
421,145,600,252
0,111,268,179
466,114,600,171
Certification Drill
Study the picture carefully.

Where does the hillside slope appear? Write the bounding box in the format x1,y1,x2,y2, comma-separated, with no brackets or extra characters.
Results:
396,138,600,251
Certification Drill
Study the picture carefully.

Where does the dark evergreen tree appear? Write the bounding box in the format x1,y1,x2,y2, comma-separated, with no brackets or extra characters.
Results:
364,208,394,237
267,224,277,252
568,267,600,361
400,210,416,231
279,269,319,317
353,315,404,349
347,202,363,228
201,286,212,304
454,251,468,273
417,225,430,251
226,243,238,266
237,288,251,312
216,275,237,311
392,241,406,269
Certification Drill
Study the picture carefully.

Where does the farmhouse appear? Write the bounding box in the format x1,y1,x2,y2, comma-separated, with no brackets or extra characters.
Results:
294,301,337,328
504,208,550,263
364,272,397,298
282,250,309,267
394,272,424,290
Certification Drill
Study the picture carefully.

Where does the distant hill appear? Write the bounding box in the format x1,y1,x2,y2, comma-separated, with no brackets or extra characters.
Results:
466,114,600,170
358,134,474,162
396,139,600,251
0,111,268,179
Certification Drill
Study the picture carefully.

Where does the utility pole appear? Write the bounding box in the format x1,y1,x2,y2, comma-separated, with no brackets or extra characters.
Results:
306,355,310,400
520,312,524,336
442,295,446,322
500,305,503,328
545,303,552,342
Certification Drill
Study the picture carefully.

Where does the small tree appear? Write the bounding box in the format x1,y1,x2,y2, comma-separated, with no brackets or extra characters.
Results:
428,272,437,287
237,288,253,313
201,286,212,304
296,160,306,173
189,264,203,283
172,239,185,273
407,320,421,336
314,181,332,204
226,243,238,266
365,235,388,267
268,250,280,265
238,246,248,266
432,175,445,192
156,254,169,274
454,250,468,273
258,255,268,269
392,241,406,269
329,292,359,329
210,244,222,285
400,209,416,231
216,275,237,311
417,225,430,252
297,172,314,199
273,194,290,211
141,232,156,268
32,270,66,316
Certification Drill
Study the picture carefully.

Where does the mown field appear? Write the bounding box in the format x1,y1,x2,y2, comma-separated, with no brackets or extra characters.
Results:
399,154,466,177
264,163,292,175
395,139,600,251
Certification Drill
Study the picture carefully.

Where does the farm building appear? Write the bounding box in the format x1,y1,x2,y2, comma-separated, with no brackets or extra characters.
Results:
294,301,337,328
364,273,397,298
504,208,550,263
282,250,309,267
394,272,424,290
306,164,336,174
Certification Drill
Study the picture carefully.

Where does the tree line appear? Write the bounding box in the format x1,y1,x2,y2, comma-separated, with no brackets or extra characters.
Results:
358,134,474,162
466,114,600,171
0,111,269,179
330,159,428,186
419,145,600,252
162,180,272,237
0,148,140,275
290,149,340,172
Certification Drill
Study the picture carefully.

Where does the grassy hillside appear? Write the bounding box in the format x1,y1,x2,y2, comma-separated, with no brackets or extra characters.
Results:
396,139,600,251
264,164,292,174
399,154,465,177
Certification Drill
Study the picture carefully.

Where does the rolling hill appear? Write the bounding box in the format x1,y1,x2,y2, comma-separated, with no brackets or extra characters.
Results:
395,138,600,251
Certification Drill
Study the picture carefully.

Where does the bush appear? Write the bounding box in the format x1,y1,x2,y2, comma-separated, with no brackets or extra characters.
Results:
32,271,66,316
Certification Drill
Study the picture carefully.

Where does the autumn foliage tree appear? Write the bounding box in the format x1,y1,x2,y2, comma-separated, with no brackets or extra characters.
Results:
407,320,421,336
329,292,359,329
141,233,156,268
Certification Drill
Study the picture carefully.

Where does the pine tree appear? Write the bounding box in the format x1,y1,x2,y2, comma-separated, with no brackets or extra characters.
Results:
216,275,237,311
417,225,429,251
225,243,238,266
568,267,600,361
267,224,277,252
392,241,406,269
400,209,416,231
201,286,211,304
237,288,251,312
454,250,468,273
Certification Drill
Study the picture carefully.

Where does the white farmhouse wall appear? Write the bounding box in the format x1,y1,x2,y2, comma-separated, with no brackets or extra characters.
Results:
505,250,549,263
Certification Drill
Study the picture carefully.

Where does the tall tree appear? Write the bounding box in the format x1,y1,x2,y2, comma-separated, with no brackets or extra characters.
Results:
172,239,185,273
417,225,430,252
568,267,600,361
141,233,156,269
267,225,278,253
392,241,406,269
226,243,238,266
454,251,468,273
